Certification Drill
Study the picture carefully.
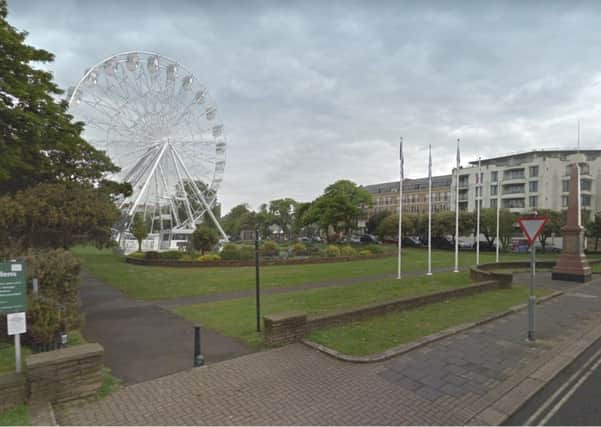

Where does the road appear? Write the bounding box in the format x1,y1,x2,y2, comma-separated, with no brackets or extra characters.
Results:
505,335,601,426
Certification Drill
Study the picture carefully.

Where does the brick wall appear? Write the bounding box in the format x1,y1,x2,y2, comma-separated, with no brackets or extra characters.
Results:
26,343,104,404
0,372,26,412
263,280,511,346
263,311,307,347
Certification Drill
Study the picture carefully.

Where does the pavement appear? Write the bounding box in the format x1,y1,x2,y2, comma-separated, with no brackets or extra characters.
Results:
58,274,601,425
80,272,253,385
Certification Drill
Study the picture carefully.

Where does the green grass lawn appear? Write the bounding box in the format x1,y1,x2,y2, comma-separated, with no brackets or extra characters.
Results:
176,271,477,347
0,405,29,426
0,342,30,374
308,285,549,356
72,245,557,300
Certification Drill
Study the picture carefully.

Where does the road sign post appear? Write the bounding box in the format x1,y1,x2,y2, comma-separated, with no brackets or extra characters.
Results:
1,261,27,372
517,216,548,342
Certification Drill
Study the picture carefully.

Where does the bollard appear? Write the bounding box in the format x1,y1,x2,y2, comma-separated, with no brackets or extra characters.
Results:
194,326,204,367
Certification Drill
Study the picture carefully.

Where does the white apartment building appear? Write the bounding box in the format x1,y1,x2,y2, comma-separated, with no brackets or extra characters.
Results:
450,150,601,220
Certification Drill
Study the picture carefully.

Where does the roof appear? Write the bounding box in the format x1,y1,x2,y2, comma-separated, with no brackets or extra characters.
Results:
467,149,601,166
363,175,452,194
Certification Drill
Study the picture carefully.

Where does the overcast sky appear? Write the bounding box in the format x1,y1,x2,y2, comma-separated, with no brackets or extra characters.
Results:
9,0,601,213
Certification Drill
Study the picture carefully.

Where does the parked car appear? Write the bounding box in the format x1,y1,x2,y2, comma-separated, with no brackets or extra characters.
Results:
431,237,454,250
472,241,496,251
360,234,380,244
458,239,472,250
402,236,423,247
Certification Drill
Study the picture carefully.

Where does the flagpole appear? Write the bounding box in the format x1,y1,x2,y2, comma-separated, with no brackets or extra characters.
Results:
397,137,403,280
427,144,432,276
454,139,460,273
496,174,501,263
476,157,481,265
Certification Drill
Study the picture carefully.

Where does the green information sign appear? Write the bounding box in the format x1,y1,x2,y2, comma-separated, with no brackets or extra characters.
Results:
0,262,26,313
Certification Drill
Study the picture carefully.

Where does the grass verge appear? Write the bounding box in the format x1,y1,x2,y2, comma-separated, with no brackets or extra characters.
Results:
72,245,558,300
176,272,474,347
0,342,31,375
308,285,549,356
0,405,29,426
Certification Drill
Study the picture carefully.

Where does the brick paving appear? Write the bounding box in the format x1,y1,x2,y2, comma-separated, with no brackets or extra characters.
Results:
57,275,601,425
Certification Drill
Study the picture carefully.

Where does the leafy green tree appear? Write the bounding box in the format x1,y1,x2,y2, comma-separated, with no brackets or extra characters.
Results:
268,198,298,239
303,180,372,242
191,224,219,254
536,209,563,251
376,213,418,240
366,211,390,235
131,213,148,252
431,211,456,239
586,212,601,251
221,204,252,238
0,2,118,194
0,182,120,252
459,211,475,237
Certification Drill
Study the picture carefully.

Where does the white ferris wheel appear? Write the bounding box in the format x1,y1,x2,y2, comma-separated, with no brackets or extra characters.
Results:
67,51,228,250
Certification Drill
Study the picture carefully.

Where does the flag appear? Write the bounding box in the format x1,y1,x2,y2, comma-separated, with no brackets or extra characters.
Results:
456,138,461,166
428,144,432,178
400,137,404,180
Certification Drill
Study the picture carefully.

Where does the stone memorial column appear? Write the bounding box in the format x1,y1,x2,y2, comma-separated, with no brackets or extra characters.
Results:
552,162,592,282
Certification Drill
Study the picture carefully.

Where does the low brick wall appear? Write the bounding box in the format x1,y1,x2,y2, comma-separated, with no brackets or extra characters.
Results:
469,261,557,285
263,311,307,347
263,280,510,346
0,372,26,412
26,343,104,404
126,253,391,268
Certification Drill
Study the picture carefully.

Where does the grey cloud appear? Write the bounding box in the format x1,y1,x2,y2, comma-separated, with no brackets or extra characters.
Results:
8,0,601,211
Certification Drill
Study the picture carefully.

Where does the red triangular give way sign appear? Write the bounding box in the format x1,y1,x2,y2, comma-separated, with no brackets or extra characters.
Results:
517,216,548,246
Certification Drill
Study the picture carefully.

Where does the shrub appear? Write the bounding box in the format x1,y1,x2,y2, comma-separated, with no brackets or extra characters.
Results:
339,245,357,257
27,296,62,347
359,249,372,256
128,251,145,259
160,251,183,260
197,254,221,262
291,242,307,256
365,244,384,254
239,246,256,260
180,254,195,262
324,245,341,257
261,240,279,256
220,244,240,260
145,251,160,260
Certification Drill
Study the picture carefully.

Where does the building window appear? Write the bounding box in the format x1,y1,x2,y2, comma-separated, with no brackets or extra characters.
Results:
459,175,469,186
490,185,498,196
581,179,592,191
491,171,498,182
529,196,538,208
562,180,570,192
490,199,497,209
528,181,538,193
504,168,525,180
581,163,590,175
582,195,591,207
503,183,525,194
561,196,568,208
529,166,539,177
502,198,525,209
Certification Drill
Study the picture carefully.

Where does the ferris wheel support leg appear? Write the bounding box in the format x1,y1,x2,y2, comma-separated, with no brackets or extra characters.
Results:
170,143,229,242
127,141,171,218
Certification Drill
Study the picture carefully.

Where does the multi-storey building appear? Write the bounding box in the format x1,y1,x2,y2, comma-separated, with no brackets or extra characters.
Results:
450,150,601,220
363,175,452,217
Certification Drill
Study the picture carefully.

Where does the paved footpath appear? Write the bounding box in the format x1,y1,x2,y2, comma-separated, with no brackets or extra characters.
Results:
80,272,253,385
59,275,601,425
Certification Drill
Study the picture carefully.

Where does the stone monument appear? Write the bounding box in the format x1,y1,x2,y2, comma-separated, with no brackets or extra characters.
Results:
552,162,592,282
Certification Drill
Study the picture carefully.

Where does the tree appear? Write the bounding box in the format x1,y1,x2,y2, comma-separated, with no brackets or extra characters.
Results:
431,211,455,239
131,213,148,252
366,211,390,235
376,213,418,240
221,204,251,238
459,211,475,238
476,208,515,248
537,209,563,252
268,198,298,239
191,224,219,254
303,180,372,242
0,182,120,252
0,2,119,194
586,212,601,251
